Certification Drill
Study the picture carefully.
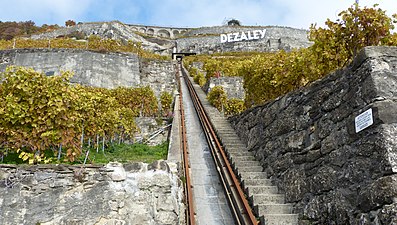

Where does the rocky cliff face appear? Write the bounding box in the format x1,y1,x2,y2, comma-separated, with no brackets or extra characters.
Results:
229,46,397,224
0,161,184,225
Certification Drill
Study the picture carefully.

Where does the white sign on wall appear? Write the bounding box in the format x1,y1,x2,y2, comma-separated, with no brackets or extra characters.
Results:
220,29,267,43
355,108,374,133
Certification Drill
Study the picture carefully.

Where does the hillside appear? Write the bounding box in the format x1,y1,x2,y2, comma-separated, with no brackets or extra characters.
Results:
24,21,311,55
30,21,176,55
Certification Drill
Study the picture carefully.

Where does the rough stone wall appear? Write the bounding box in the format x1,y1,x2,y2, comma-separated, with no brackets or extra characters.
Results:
177,26,311,54
0,49,140,88
229,46,397,224
0,49,176,99
0,161,184,225
135,117,170,146
140,59,177,98
189,61,244,100
204,77,245,99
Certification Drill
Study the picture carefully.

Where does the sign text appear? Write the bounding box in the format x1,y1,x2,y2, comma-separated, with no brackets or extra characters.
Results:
220,29,267,43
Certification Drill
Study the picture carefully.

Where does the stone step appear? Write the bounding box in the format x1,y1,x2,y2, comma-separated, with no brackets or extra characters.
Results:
217,131,238,135
216,129,237,133
213,122,231,127
233,160,261,168
207,112,220,117
242,178,272,187
213,123,229,127
215,125,233,130
216,127,234,131
236,165,263,173
223,142,245,148
230,155,256,162
220,137,240,142
260,214,299,225
210,114,224,118
228,150,254,157
249,194,285,205
255,204,293,215
224,142,248,151
246,185,278,196
222,141,245,147
239,171,267,180
219,135,241,142
224,145,248,152
218,134,243,143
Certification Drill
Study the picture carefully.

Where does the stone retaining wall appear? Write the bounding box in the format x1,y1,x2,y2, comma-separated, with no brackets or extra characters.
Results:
229,46,397,224
140,59,177,98
203,76,245,99
0,161,184,225
0,49,177,99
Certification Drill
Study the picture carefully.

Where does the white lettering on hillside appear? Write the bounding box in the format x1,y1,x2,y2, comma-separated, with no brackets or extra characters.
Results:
220,29,267,43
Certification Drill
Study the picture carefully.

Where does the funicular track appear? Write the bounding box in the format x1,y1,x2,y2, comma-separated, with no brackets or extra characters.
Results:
179,63,259,225
178,65,196,225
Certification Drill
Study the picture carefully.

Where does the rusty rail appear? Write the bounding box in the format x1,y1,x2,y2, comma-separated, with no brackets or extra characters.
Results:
178,65,196,225
181,65,259,225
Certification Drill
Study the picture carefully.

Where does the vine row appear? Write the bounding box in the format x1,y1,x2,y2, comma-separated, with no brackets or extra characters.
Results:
0,66,171,164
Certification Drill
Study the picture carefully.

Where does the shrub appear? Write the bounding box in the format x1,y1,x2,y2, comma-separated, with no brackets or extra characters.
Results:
194,71,206,87
225,98,246,116
207,86,227,112
160,91,173,115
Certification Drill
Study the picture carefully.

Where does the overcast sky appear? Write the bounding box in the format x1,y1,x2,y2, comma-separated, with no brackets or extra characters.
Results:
0,0,395,29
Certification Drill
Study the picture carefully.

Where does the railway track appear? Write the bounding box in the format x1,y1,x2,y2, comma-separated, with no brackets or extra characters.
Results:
179,63,258,225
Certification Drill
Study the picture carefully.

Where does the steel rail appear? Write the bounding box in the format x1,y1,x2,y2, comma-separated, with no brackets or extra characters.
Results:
178,65,196,225
181,65,259,225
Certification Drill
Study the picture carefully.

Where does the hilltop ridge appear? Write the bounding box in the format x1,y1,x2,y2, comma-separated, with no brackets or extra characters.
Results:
28,21,311,55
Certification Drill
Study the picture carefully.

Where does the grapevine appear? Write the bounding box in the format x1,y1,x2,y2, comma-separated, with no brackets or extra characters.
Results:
0,36,168,60
0,66,161,163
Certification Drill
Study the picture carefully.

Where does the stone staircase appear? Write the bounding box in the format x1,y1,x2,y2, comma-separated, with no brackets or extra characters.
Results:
213,117,298,225
189,75,298,225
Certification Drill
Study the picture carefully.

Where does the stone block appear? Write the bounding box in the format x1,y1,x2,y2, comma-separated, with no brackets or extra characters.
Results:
106,163,126,182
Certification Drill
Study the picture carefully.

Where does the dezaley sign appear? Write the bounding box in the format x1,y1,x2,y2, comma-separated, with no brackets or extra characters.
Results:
220,29,267,43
